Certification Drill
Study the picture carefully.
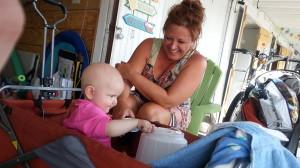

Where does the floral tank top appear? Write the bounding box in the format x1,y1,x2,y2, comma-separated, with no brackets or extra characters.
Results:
141,38,194,89
136,38,194,130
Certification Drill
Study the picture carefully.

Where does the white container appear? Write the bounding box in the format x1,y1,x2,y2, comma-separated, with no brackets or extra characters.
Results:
135,127,187,164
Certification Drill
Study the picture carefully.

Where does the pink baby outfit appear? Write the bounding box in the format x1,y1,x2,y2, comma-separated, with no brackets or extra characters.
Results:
63,99,112,147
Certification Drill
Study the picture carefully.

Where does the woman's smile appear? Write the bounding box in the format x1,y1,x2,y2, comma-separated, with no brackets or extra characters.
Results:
163,24,193,61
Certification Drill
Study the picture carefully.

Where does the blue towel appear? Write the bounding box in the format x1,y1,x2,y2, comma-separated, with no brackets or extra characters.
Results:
149,122,300,168
206,130,251,167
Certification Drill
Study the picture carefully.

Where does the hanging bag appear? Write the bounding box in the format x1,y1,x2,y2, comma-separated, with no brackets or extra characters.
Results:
242,97,266,127
243,78,299,131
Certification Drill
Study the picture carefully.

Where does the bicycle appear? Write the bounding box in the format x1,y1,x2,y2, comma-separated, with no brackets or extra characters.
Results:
222,48,300,155
223,48,300,122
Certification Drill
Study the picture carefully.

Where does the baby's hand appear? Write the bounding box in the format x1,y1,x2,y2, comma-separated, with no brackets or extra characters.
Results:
137,119,155,133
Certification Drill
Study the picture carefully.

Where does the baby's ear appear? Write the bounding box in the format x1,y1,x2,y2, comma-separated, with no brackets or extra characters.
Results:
84,86,94,100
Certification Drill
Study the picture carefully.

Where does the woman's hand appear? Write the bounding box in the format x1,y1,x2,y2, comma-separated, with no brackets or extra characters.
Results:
112,100,135,119
115,62,135,81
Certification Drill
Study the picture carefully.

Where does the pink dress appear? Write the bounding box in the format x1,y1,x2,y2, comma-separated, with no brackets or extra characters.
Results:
133,38,194,130
63,99,112,147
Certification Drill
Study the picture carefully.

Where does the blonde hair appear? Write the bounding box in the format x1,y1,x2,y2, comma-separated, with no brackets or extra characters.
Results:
163,0,205,42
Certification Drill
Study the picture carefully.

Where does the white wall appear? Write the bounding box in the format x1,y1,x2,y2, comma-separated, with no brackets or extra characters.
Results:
197,0,230,64
197,0,234,106
211,1,242,106
109,0,181,66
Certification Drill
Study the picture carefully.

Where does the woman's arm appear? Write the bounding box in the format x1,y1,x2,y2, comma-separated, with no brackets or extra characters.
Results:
111,81,135,119
119,52,207,108
112,38,153,119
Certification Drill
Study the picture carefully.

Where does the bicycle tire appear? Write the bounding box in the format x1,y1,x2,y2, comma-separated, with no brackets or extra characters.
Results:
223,91,245,122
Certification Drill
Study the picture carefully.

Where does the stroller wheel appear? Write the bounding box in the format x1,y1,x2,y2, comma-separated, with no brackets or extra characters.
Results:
223,91,245,122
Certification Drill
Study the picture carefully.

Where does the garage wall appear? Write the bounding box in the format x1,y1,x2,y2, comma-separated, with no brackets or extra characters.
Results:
17,0,100,60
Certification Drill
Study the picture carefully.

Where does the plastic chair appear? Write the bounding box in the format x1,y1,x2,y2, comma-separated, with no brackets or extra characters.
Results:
186,59,222,136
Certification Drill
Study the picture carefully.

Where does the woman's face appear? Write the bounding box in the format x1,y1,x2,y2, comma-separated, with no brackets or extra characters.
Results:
163,24,194,61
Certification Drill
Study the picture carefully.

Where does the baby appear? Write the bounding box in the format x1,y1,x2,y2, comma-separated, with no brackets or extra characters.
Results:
63,63,155,147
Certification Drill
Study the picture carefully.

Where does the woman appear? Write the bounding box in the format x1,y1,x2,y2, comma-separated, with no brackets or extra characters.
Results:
113,0,207,130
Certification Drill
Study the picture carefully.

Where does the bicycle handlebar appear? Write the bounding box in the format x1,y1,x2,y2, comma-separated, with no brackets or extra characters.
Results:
232,48,256,56
44,0,68,15
232,48,300,71
261,57,300,69
232,48,249,54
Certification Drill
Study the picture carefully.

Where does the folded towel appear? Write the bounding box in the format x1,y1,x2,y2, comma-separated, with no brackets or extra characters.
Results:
149,122,300,168
206,129,251,168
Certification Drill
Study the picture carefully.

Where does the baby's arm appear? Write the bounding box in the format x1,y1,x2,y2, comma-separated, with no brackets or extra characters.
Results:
106,119,155,137
136,119,155,133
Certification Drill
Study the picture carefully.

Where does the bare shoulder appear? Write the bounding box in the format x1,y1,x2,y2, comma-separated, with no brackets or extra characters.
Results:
128,38,155,71
131,38,153,59
186,51,207,67
137,38,154,49
130,38,155,63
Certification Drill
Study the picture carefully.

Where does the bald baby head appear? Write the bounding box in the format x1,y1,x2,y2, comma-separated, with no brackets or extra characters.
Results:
81,63,124,99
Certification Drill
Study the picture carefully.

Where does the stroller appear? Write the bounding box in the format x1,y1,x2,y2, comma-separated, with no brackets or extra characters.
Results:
0,99,150,168
223,48,300,156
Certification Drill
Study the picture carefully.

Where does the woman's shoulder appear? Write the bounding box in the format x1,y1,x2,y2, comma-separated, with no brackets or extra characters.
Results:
141,38,163,44
141,38,155,45
190,51,206,62
133,38,154,55
185,50,207,68
136,38,153,49
136,38,163,54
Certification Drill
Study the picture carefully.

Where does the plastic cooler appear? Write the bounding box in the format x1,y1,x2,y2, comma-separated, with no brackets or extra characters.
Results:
135,127,187,163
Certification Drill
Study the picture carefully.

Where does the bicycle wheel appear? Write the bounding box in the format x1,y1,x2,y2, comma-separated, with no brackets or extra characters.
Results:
223,91,245,122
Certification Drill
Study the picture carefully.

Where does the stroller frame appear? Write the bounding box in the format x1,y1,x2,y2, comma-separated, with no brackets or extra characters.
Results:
0,98,200,168
0,0,80,167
